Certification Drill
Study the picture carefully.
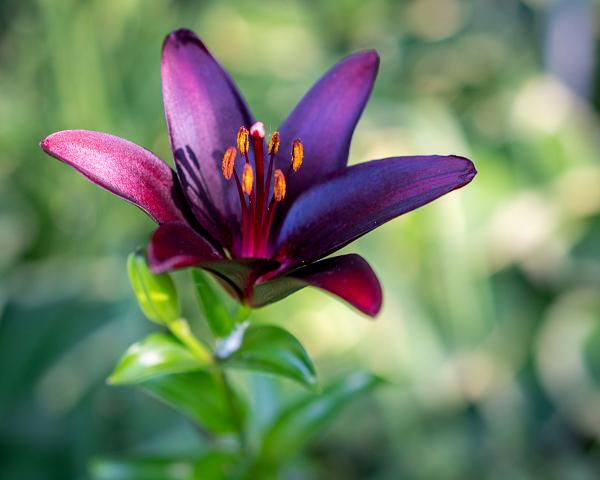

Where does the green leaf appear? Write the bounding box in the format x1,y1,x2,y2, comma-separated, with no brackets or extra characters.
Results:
193,451,241,480
259,372,382,463
221,325,316,389
108,333,208,385
128,250,179,325
192,268,235,337
142,371,246,433
90,457,196,480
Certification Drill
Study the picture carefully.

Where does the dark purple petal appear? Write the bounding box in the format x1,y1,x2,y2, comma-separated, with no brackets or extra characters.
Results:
274,155,476,266
250,254,382,317
148,222,279,301
203,258,280,301
40,130,187,224
148,222,223,273
273,51,379,211
162,29,254,249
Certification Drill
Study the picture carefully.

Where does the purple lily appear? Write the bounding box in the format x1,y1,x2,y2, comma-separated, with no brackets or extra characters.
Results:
40,29,475,317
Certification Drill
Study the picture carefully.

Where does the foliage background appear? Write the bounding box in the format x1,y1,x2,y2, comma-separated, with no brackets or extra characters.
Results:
2,0,600,478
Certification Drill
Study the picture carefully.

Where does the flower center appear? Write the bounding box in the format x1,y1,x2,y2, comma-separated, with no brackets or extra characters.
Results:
221,121,303,258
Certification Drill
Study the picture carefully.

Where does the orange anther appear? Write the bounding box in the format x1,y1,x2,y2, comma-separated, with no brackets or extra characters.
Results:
291,139,303,171
273,169,286,202
237,126,249,155
221,146,236,180
242,163,254,195
268,131,280,156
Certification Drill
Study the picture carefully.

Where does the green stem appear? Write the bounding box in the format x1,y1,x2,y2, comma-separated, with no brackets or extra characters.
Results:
168,318,213,364
219,368,248,456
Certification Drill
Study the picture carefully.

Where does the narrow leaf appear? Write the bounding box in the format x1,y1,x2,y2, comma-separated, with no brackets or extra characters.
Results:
142,371,246,433
108,333,208,385
128,250,179,325
259,371,382,463
222,325,316,389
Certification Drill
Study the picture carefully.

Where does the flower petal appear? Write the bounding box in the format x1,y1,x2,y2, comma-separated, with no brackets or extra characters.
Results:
250,254,382,317
148,222,223,273
203,258,279,301
148,222,278,301
274,51,379,208
40,130,187,224
161,29,254,249
274,155,476,266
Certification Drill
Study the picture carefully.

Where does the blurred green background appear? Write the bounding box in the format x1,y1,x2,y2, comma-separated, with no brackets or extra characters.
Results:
2,0,600,478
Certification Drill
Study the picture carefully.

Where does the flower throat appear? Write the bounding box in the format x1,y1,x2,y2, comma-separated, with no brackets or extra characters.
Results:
221,122,303,258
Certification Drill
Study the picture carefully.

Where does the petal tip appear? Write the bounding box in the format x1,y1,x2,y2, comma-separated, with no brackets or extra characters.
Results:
457,155,477,183
39,136,50,152
448,155,477,185
361,49,380,66
362,296,382,318
163,28,205,51
348,49,380,75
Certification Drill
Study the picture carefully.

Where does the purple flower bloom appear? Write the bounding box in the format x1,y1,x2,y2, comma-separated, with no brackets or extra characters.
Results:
40,29,476,317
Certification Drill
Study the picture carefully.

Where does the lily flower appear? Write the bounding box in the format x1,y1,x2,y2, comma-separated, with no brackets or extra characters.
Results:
40,29,476,317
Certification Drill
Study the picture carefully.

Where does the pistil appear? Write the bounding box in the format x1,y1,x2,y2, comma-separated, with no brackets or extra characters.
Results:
222,122,302,258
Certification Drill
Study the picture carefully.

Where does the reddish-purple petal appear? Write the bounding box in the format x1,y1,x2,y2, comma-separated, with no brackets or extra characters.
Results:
161,29,254,249
148,222,223,273
250,254,382,317
203,258,280,301
40,130,187,224
274,155,476,266
273,50,379,212
148,222,278,300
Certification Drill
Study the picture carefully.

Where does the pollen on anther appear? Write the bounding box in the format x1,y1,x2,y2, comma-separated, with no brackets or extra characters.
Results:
221,147,236,180
273,169,286,202
268,131,280,155
242,163,254,195
291,139,303,171
237,126,249,155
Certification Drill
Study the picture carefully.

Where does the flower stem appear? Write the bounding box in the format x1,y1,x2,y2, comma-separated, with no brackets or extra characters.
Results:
168,318,213,364
219,368,249,456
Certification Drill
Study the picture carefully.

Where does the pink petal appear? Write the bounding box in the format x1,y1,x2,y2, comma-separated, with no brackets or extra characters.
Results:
41,130,187,224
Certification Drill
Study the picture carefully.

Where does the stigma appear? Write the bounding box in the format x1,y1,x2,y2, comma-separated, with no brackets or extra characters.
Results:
220,122,302,257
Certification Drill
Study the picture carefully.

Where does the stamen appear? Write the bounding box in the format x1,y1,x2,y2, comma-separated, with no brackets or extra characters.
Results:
237,127,249,156
221,147,236,180
242,163,254,195
268,131,280,155
222,123,304,258
291,139,303,172
273,169,286,202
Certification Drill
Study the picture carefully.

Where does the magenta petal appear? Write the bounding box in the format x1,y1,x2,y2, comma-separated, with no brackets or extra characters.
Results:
148,222,223,273
273,50,379,210
250,254,382,317
274,155,476,266
40,130,187,224
162,29,254,249
203,258,280,301
148,222,278,300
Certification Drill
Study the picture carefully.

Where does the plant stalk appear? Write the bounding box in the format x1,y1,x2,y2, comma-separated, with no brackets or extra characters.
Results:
219,368,249,457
